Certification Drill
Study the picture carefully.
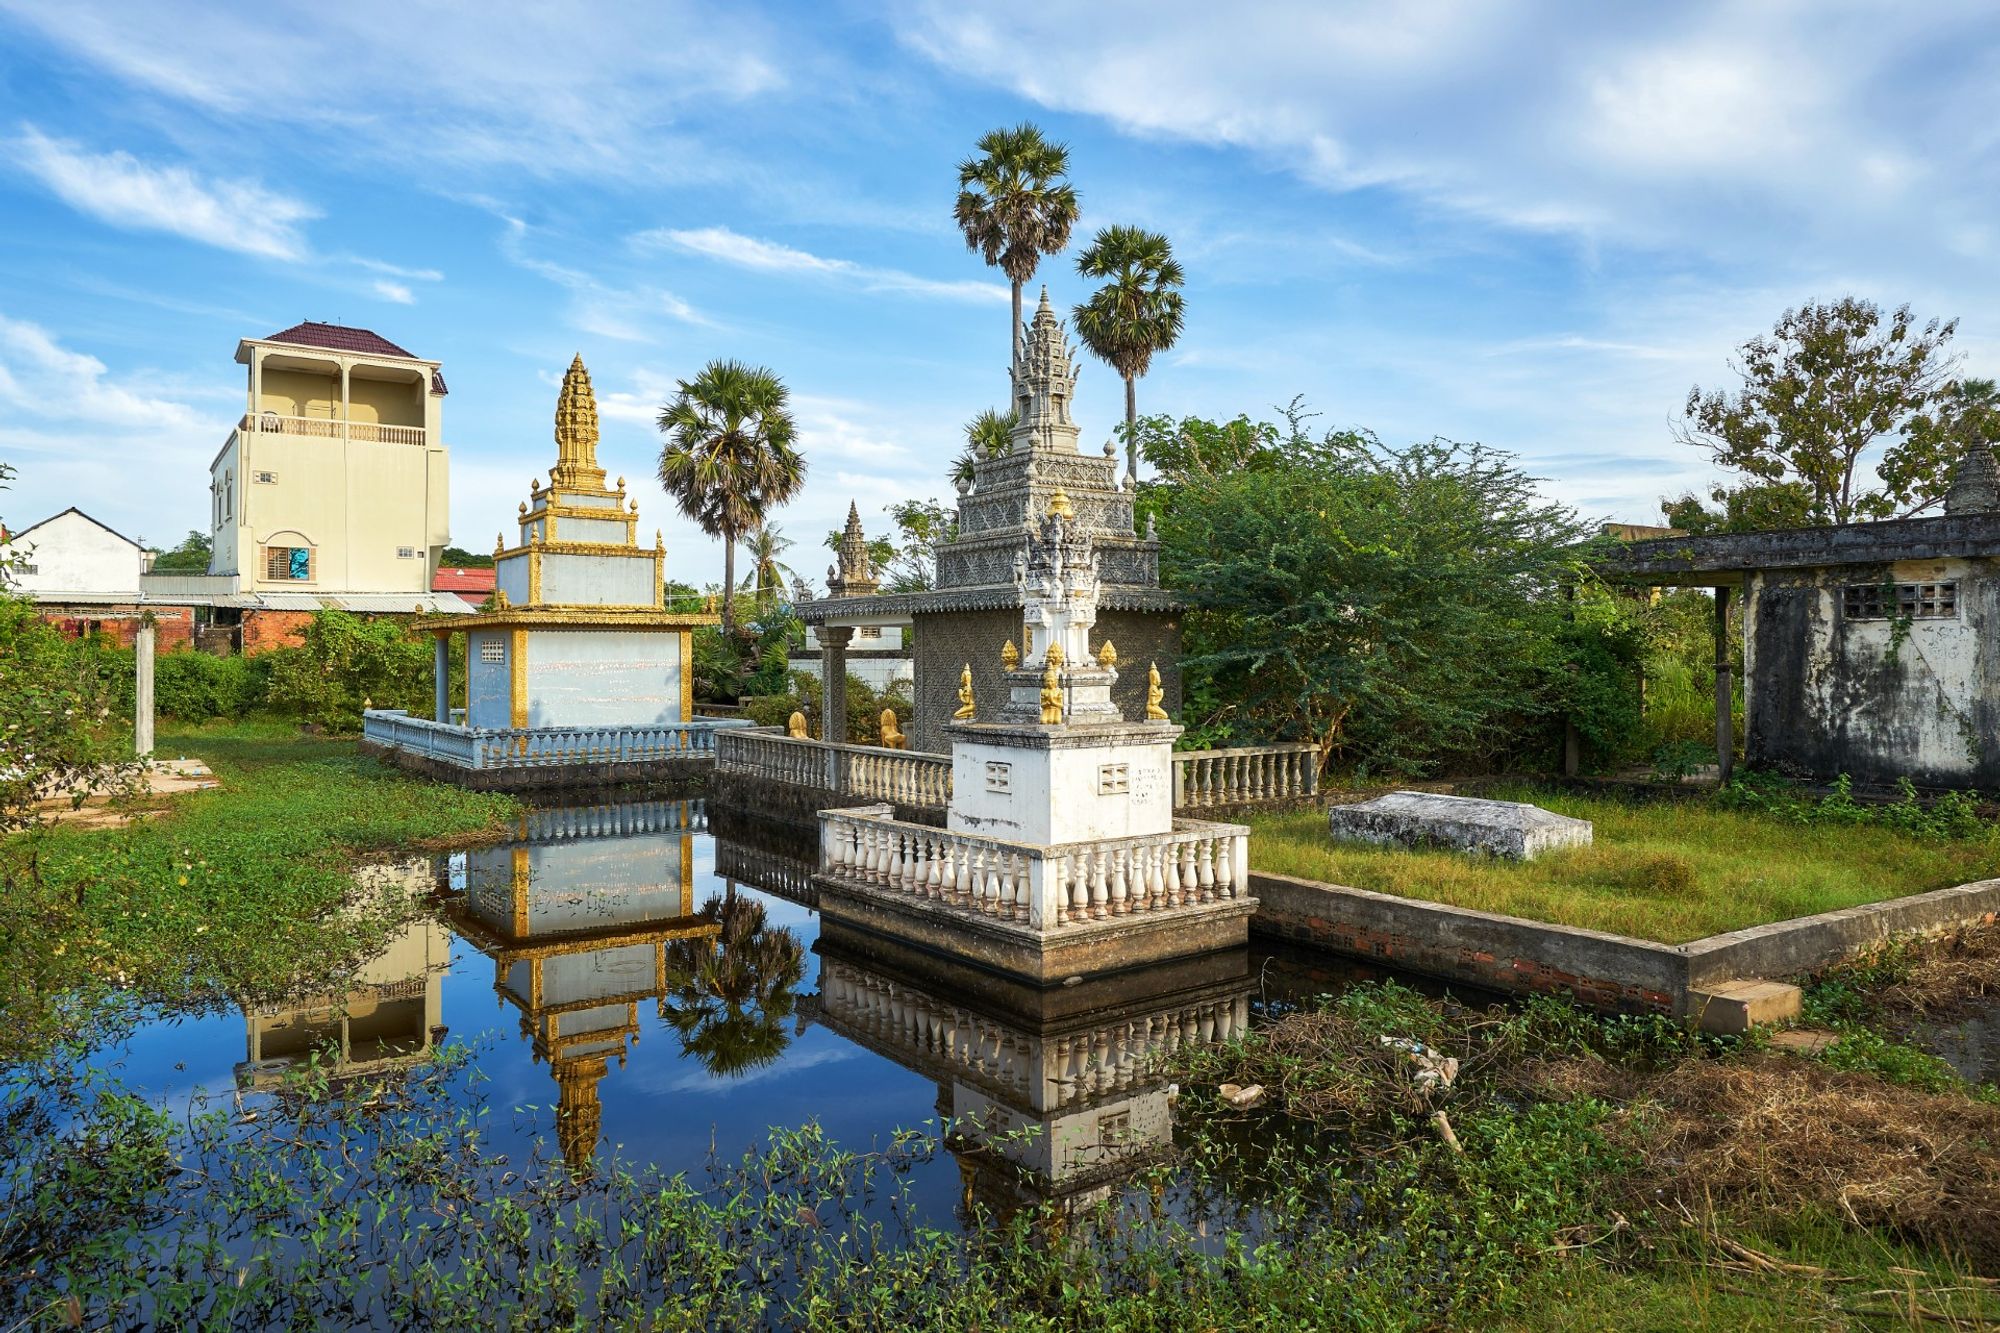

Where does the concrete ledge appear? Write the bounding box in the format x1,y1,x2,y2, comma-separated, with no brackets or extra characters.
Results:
359,740,710,794
1249,870,2000,1018
814,875,1255,984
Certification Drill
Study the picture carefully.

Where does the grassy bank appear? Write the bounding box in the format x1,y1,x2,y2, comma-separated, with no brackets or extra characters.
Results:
1249,785,2000,942
0,719,517,1062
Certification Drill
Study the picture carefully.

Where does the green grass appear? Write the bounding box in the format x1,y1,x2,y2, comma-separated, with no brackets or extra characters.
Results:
1249,787,2000,943
0,718,518,1061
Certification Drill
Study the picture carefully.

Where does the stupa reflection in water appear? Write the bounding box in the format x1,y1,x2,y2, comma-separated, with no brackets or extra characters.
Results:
712,813,1256,1220
237,861,452,1092
442,800,807,1169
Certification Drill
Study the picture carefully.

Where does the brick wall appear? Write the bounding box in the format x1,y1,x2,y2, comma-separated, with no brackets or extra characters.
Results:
908,606,1182,754
38,605,196,652
241,609,316,654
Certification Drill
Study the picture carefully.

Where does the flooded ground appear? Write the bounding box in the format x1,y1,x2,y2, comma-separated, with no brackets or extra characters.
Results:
85,796,1410,1231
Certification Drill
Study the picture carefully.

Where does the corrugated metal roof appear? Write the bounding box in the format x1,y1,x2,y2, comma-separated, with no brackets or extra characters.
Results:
255,592,324,611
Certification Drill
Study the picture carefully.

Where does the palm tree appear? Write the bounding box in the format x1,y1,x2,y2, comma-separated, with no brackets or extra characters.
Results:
657,361,806,637
955,124,1081,371
744,524,796,610
1072,226,1186,480
659,892,805,1078
953,407,1018,489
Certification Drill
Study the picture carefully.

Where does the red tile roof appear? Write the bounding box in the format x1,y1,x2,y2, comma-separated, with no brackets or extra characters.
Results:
432,567,497,595
264,321,418,359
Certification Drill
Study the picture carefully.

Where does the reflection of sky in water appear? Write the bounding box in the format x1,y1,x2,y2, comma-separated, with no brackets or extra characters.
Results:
93,804,970,1221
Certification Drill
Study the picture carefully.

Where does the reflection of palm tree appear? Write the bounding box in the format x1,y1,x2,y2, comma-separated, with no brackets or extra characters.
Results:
660,892,805,1077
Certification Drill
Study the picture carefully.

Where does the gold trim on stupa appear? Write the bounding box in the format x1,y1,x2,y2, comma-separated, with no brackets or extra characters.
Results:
551,354,608,491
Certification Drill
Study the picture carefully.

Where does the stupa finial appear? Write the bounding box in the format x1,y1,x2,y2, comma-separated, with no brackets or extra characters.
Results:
551,354,607,491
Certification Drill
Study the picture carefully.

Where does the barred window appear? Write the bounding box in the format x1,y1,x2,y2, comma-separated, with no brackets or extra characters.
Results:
1843,581,1957,621
396,546,417,559
1098,763,1131,795
479,640,505,663
264,545,311,581
254,470,277,484
857,626,883,640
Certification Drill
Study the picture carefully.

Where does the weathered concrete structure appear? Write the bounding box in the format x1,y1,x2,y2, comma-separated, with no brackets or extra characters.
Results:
1598,445,2000,789
800,290,1180,753
1327,791,1592,860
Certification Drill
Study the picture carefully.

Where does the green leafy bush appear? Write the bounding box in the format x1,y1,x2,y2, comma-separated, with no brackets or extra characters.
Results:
262,610,440,732
1717,772,1991,841
744,670,912,746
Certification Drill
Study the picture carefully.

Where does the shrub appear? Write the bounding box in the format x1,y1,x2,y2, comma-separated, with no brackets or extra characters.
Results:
154,652,269,721
262,610,438,732
744,671,912,746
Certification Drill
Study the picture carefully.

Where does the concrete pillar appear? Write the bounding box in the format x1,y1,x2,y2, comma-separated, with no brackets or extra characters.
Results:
134,618,155,757
434,634,451,722
820,625,854,744
1714,585,1734,784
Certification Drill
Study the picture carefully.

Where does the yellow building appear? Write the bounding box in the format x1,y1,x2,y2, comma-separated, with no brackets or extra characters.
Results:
207,321,451,597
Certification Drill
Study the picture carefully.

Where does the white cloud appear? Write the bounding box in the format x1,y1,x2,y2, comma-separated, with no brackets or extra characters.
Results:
371,280,415,305
0,314,204,430
498,215,712,341
638,226,1007,303
5,126,317,260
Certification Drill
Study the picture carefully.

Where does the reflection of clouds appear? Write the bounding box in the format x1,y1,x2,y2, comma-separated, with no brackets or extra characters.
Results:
632,1035,862,1095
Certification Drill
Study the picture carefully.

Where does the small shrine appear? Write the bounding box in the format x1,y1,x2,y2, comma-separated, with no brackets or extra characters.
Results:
368,356,727,783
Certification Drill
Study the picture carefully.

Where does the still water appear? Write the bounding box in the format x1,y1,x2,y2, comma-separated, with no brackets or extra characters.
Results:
91,797,1389,1228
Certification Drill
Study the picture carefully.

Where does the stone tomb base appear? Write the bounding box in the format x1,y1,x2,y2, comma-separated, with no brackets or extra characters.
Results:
1328,791,1591,860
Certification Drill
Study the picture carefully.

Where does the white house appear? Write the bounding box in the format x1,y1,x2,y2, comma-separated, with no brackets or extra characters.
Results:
2,508,151,597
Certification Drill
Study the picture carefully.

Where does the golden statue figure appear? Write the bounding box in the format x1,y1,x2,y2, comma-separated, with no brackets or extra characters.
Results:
1047,486,1075,520
787,710,809,739
879,708,907,750
1146,662,1169,721
1000,638,1019,671
953,664,977,720
1040,655,1065,726
1096,639,1118,669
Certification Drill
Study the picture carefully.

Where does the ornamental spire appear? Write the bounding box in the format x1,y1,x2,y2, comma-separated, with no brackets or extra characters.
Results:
829,500,878,597
1009,286,1082,454
551,354,607,491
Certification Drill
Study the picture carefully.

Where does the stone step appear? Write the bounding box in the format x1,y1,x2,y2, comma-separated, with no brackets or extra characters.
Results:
1686,978,1803,1034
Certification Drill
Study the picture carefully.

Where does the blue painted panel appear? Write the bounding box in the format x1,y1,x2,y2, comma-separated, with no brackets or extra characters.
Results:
494,554,529,606
467,629,512,728
559,516,629,545
525,629,683,727
540,552,654,607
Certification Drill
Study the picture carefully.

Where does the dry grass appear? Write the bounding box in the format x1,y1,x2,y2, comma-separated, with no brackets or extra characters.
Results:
1617,1054,2000,1270
1867,924,2000,1022
1248,790,2000,943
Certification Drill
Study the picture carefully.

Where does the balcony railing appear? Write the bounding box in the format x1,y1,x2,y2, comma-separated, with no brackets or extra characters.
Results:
819,805,1251,935
1172,743,1320,810
716,727,952,807
362,709,750,770
242,412,427,446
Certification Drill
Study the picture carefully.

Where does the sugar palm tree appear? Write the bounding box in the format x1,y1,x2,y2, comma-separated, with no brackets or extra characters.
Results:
1072,226,1186,480
659,892,805,1078
744,524,796,609
952,407,1018,489
657,361,805,637
955,124,1080,371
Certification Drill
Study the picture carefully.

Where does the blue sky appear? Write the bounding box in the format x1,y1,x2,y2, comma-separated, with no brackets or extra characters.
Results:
1,1,1995,587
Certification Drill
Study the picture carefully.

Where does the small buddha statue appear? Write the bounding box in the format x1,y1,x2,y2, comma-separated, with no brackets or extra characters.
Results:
953,664,977,720
1146,663,1169,722
879,708,907,749
787,710,808,739
1040,649,1065,726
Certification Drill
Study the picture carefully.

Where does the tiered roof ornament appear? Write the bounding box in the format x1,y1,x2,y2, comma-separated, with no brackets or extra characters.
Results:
1944,441,2000,516
1010,288,1083,455
828,501,879,597
551,355,607,491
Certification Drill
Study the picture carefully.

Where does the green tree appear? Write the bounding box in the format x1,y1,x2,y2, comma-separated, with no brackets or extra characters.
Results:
657,361,806,639
438,544,496,570
1073,226,1187,479
1153,420,1601,773
953,407,1017,488
262,609,435,731
1660,480,1817,535
744,524,796,609
1679,299,1963,523
954,123,1080,370
147,530,212,573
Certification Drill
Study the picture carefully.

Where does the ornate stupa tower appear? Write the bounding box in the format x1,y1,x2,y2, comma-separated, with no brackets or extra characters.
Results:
412,356,714,747
827,501,879,597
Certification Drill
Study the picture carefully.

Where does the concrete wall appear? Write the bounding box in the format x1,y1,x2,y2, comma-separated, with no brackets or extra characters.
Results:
6,510,145,594
949,736,1174,844
910,606,1182,755
788,653,914,695
494,554,530,606
538,551,654,607
467,629,512,728
525,628,683,727
256,368,425,427
555,515,628,544
1745,555,2000,786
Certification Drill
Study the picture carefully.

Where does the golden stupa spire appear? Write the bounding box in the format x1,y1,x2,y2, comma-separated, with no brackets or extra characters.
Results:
551,354,608,491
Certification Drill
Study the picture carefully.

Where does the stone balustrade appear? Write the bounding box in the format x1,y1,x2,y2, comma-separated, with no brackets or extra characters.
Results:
521,799,707,841
716,726,952,806
362,709,750,771
715,836,819,907
1172,743,1320,810
818,806,1251,934
818,956,1250,1112
243,412,427,446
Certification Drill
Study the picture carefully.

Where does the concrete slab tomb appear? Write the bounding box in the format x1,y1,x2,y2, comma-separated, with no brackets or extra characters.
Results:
1326,791,1592,860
